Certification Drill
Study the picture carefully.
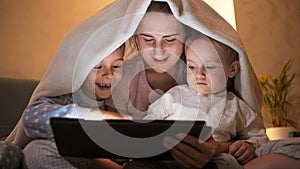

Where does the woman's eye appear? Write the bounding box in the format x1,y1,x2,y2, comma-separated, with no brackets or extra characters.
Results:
164,38,176,44
144,38,154,43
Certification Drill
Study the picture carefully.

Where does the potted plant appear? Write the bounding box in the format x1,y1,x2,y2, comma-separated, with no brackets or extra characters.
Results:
258,59,297,140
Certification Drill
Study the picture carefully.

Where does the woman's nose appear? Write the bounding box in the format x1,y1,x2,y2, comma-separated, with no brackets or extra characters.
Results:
153,41,165,58
154,48,164,57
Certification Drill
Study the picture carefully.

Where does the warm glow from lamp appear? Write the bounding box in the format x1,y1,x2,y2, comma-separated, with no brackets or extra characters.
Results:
204,0,236,30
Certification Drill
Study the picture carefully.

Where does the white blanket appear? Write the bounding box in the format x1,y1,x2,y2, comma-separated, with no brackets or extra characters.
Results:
6,0,263,148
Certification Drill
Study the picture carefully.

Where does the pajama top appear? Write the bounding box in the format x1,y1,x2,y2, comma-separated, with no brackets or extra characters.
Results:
144,85,268,147
23,89,104,138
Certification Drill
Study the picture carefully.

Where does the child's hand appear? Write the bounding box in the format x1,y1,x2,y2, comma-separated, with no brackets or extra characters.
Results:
101,110,132,120
89,109,132,120
228,140,255,164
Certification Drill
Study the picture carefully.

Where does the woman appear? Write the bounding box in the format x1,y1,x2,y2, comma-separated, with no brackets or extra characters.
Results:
106,1,187,119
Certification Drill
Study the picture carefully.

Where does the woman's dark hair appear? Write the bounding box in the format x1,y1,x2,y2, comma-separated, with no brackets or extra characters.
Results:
129,1,174,49
146,1,173,14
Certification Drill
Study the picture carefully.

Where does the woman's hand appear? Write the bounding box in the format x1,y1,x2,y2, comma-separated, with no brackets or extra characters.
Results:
162,133,218,169
229,140,255,164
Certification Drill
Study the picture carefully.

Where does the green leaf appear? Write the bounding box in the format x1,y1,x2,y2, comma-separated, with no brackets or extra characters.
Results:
258,59,297,127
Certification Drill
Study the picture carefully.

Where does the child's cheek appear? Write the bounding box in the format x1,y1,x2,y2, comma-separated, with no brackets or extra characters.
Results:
112,72,122,88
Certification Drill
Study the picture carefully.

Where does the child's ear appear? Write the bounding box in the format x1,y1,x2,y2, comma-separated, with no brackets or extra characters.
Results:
229,60,240,78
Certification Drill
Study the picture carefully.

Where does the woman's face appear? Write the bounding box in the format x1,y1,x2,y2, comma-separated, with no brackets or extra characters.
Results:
136,12,185,73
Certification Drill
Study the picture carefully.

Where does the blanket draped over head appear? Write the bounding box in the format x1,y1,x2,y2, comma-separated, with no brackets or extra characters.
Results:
6,0,263,148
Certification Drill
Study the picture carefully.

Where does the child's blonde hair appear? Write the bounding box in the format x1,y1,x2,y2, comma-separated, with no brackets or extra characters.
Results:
186,30,238,64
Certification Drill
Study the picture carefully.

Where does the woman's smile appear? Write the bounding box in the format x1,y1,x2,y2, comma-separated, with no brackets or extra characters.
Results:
152,56,168,64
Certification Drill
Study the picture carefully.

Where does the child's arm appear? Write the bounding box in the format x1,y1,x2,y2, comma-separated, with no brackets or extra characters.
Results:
22,96,91,138
144,93,174,120
23,95,132,138
236,98,268,143
234,99,268,164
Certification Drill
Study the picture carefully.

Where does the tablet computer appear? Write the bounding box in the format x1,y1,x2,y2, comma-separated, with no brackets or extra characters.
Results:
50,117,207,160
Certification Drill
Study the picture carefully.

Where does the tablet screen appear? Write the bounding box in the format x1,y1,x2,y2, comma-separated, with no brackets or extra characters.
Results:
51,117,206,160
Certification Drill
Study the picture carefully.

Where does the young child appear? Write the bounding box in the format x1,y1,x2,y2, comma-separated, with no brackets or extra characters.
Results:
22,44,130,169
144,32,267,167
